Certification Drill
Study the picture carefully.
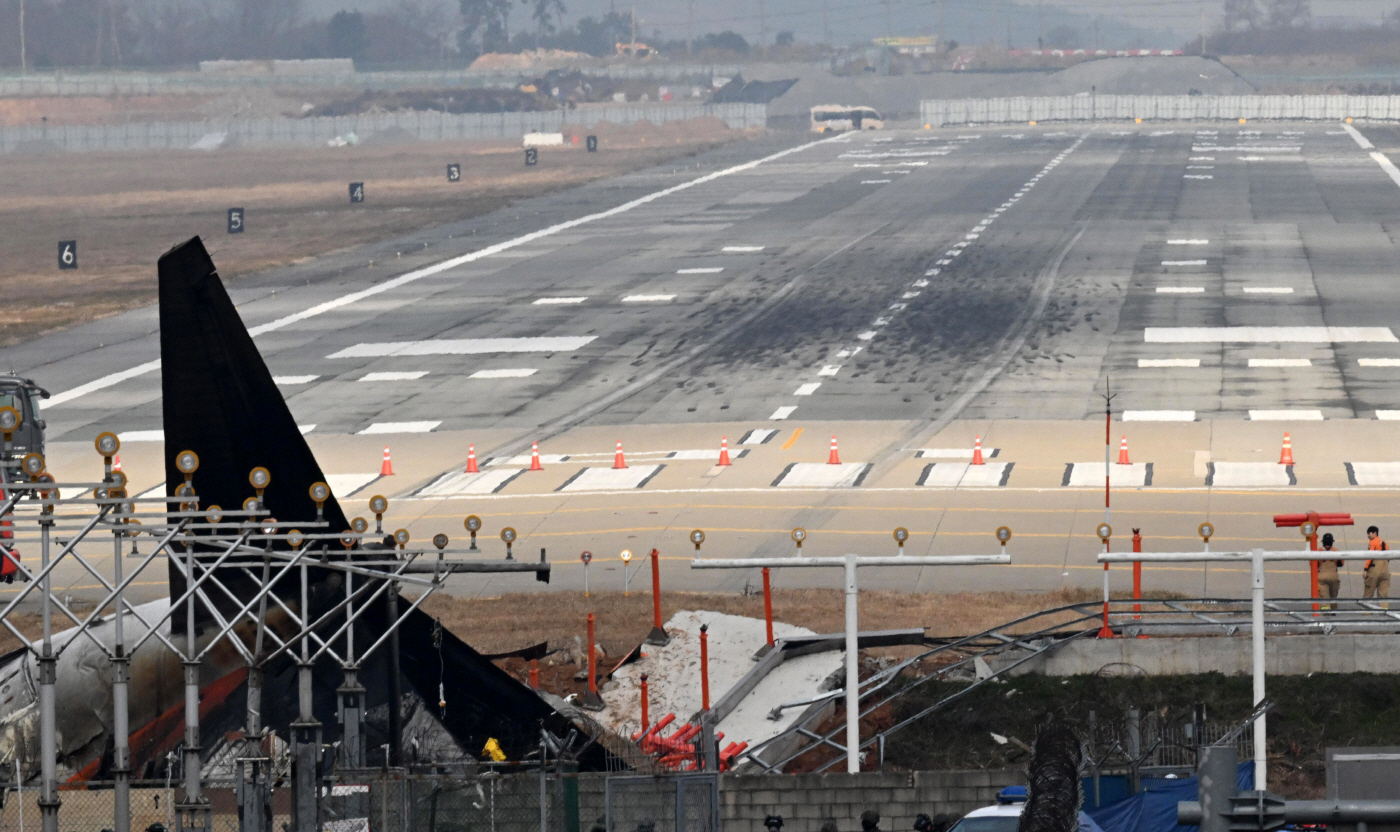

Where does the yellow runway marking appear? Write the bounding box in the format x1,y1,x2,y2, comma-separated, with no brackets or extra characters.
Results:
780,428,804,450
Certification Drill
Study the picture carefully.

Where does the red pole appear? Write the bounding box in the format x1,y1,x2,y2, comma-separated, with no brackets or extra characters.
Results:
762,567,774,647
640,673,650,731
1308,511,1320,615
699,623,710,711
529,659,540,690
587,613,598,695
1105,407,1111,512
1132,528,1142,616
650,548,663,630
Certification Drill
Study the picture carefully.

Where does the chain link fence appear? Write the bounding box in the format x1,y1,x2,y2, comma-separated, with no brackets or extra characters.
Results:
921,94,1400,126
605,775,717,832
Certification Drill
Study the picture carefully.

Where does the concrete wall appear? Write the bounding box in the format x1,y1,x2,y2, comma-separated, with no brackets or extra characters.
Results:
994,633,1400,677
571,770,1024,832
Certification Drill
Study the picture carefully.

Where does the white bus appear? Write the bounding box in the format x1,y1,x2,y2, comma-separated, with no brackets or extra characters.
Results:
810,104,884,133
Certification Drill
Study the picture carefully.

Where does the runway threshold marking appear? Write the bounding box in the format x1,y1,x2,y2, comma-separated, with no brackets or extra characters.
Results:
360,371,427,381
357,421,441,434
44,133,838,407
1249,410,1325,420
1248,358,1311,367
1242,287,1293,294
1359,359,1400,367
1145,327,1397,343
470,368,537,378
328,336,597,358
275,375,320,384
533,297,587,305
1138,359,1200,368
769,406,798,420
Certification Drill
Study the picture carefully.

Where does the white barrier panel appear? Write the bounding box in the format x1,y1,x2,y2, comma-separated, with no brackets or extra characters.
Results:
921,94,1400,126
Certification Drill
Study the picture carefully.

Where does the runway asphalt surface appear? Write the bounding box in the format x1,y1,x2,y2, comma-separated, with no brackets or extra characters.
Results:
10,121,1400,610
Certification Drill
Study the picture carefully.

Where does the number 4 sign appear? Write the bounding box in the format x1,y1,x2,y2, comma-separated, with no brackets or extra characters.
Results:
349,182,364,203
58,241,77,270
227,207,245,234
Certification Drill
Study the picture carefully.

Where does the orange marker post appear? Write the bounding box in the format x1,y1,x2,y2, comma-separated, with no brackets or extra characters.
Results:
763,567,775,648
529,659,540,690
699,623,711,712
580,613,605,710
640,673,650,731
646,549,669,645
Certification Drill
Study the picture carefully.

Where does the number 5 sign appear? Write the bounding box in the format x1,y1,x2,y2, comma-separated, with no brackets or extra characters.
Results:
58,241,77,270
227,207,245,234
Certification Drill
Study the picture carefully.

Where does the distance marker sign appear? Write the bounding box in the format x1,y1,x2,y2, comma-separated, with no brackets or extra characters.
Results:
447,163,461,182
58,241,77,270
586,135,598,152
227,208,244,234
349,182,364,203
525,148,538,166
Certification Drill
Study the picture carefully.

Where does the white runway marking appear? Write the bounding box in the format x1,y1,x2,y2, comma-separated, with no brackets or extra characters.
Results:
1377,411,1400,420
299,425,316,434
1359,358,1400,367
558,465,664,492
1167,239,1209,245
665,449,750,460
486,453,570,467
1249,410,1324,421
773,462,870,488
274,375,319,384
677,267,724,274
418,468,524,496
1345,462,1400,487
793,383,822,396
903,291,921,299
1249,358,1311,367
1208,462,1294,487
470,368,537,378
769,406,798,420
1184,174,1214,179
1192,145,1300,152
1343,123,1374,149
913,279,929,287
1367,151,1400,188
722,245,764,252
117,430,164,442
360,371,427,381
1064,462,1152,487
739,429,778,444
1123,410,1196,421
917,462,1013,487
329,336,596,358
853,163,881,167
1189,157,1214,161
857,331,877,341
20,132,835,407
1162,260,1208,266
1186,166,1215,170
358,421,441,434
915,448,999,459
623,294,677,302
836,347,861,358
1156,287,1205,294
861,180,892,184
1138,359,1200,368
533,297,587,305
1146,327,1397,343
818,365,842,377
1242,287,1293,294
326,473,380,498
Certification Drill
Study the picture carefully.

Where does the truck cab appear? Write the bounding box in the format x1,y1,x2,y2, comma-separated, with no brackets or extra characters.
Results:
0,375,50,460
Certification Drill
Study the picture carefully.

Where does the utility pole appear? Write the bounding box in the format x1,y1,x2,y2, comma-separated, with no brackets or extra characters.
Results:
686,0,693,54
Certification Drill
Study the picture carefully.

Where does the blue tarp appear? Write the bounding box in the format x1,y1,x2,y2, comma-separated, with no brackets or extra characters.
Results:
1086,763,1255,832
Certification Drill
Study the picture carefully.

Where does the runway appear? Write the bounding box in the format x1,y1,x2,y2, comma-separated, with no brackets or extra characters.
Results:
8,120,1400,606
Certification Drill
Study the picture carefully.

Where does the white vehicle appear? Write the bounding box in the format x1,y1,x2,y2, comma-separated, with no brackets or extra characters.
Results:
945,787,1106,832
810,104,884,132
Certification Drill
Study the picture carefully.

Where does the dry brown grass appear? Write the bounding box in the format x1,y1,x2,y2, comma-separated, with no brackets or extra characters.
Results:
0,613,45,656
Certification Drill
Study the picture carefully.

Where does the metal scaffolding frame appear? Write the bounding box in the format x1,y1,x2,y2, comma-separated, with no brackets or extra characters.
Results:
0,428,549,832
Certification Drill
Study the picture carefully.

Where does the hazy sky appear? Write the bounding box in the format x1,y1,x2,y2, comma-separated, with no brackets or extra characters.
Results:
310,0,1400,47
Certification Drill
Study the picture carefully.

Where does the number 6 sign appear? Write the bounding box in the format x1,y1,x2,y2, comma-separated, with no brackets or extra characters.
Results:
58,241,77,270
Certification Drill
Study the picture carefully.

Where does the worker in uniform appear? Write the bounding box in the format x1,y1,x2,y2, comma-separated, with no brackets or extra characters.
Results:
1365,525,1391,601
1317,533,1343,609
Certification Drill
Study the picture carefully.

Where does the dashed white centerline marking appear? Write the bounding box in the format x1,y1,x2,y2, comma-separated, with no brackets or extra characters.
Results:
793,383,822,396
1138,359,1201,368
913,279,929,287
1184,174,1214,179
836,347,861,358
1167,239,1209,245
1249,358,1311,367
1189,156,1215,161
722,246,764,252
1163,260,1208,266
470,368,537,378
857,331,877,341
769,406,798,420
359,421,442,434
1378,411,1400,420
861,179,892,184
1360,358,1400,367
1242,287,1294,294
533,297,587,305
360,371,428,381
678,267,724,274
1249,410,1324,421
1186,166,1215,169
118,430,165,442
274,375,319,384
1146,327,1397,343
623,294,677,302
329,336,596,358
818,365,842,377
903,291,921,299
1156,287,1205,294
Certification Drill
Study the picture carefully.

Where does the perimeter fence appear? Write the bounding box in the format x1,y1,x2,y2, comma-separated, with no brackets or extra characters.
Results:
921,94,1400,126
0,103,767,154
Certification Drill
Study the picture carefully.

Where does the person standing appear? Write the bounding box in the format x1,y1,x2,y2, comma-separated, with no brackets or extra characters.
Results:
1318,533,1344,608
1365,525,1391,600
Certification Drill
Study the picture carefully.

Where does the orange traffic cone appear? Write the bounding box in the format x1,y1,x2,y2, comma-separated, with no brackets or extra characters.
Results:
380,447,394,476
971,436,984,465
112,454,122,472
718,437,732,466
1117,435,1131,465
529,441,544,471
1279,432,1295,465
465,443,478,473
827,435,841,465
613,440,627,469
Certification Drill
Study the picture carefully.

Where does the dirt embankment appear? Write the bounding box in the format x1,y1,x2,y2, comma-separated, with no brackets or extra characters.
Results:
0,124,749,347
